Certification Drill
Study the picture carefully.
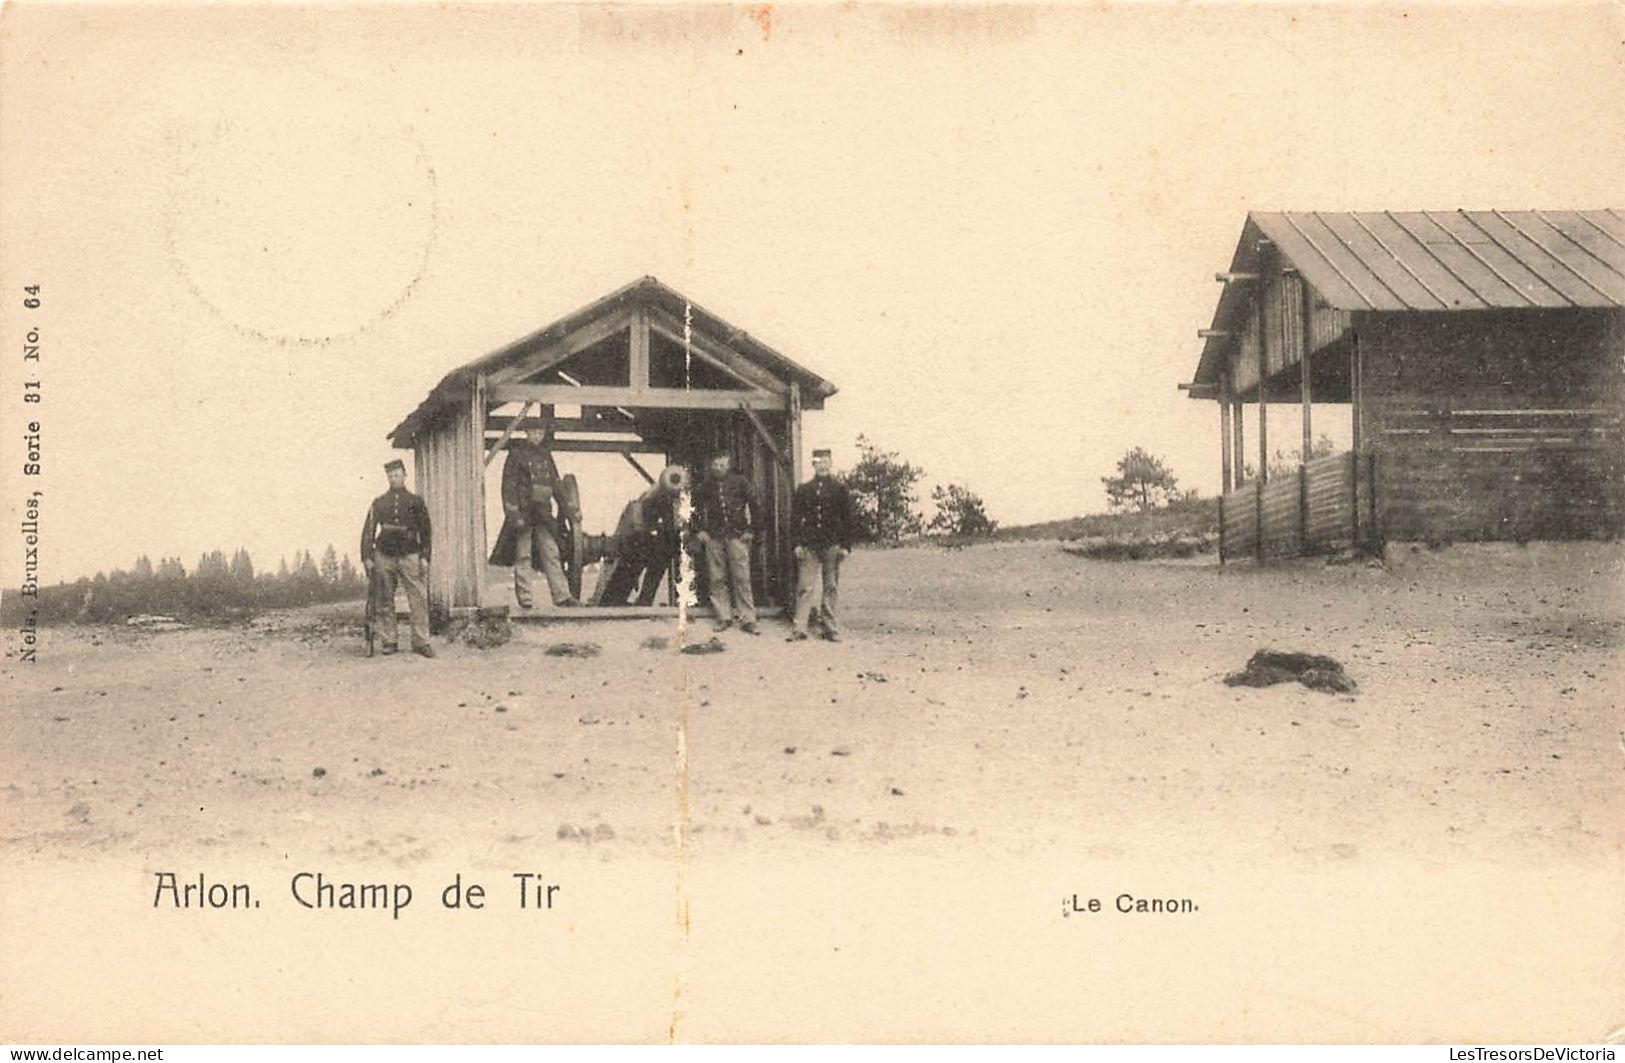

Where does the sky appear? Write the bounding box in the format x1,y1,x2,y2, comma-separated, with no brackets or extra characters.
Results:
3,1,1622,582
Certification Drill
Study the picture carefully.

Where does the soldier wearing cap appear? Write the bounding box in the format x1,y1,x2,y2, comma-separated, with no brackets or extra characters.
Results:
690,450,765,633
360,458,435,657
787,447,857,642
489,421,581,609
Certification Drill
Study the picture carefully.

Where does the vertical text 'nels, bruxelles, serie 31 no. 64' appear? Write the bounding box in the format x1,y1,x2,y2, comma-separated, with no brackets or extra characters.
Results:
19,285,44,662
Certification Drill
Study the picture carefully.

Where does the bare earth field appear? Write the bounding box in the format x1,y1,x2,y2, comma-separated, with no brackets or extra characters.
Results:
3,540,1622,1043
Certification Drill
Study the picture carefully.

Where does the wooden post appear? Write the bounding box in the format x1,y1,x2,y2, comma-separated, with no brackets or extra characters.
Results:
787,382,803,604
1367,450,1380,554
630,307,650,390
1297,278,1315,556
1255,295,1268,562
1257,298,1269,487
1232,381,1245,486
1350,330,1364,456
1217,493,1226,566
1219,377,1233,494
1350,330,1364,552
1299,464,1310,554
1349,448,1361,552
1299,288,1314,462
789,382,804,485
1254,480,1264,561
470,376,488,610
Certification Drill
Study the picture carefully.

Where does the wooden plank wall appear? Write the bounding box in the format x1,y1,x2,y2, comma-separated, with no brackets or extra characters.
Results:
1229,271,1350,397
1262,269,1303,377
1362,309,1625,541
412,399,485,619
728,415,793,606
1308,299,1352,357
1233,298,1264,395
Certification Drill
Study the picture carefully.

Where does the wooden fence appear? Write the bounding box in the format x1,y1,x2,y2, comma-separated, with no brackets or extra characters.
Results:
1219,451,1379,563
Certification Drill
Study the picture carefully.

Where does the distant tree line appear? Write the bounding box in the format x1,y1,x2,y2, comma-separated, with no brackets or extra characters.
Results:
1098,436,1339,516
1,545,366,626
838,434,998,542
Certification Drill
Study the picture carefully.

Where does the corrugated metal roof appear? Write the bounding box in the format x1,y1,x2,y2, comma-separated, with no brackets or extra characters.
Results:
387,276,838,445
1188,210,1625,391
1255,210,1625,311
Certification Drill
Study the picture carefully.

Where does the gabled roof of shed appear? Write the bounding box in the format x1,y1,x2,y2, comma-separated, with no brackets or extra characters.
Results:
389,276,839,445
1191,210,1625,390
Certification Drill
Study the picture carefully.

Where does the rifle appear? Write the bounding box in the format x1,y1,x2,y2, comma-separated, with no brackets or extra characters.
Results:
363,561,388,656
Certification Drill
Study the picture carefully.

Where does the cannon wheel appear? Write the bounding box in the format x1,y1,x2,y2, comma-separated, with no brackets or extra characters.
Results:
556,474,585,601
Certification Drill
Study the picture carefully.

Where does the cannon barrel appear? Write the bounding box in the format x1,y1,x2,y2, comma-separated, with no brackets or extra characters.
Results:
579,532,629,565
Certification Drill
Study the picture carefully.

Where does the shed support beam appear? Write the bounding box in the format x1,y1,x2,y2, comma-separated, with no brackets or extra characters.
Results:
546,439,672,455
622,452,656,484
491,383,786,411
1350,329,1364,551
738,400,789,470
790,382,803,485
648,310,787,394
1232,379,1245,486
484,401,535,467
1350,331,1364,456
485,415,639,435
1257,298,1269,487
1255,286,1268,563
1297,279,1313,553
486,309,633,386
630,308,651,390
1219,375,1234,493
470,376,488,610
1300,280,1314,461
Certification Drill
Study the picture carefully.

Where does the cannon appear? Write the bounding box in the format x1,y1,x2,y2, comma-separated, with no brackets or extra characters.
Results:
560,465,689,606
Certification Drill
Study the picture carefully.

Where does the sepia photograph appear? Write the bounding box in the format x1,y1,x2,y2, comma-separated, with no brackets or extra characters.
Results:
1,0,1621,1045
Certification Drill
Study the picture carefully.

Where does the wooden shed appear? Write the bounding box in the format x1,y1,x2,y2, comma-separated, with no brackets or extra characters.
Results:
387,277,837,621
1182,210,1625,560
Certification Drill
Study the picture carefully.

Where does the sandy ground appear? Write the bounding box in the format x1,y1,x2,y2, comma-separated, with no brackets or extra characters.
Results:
3,540,1622,1043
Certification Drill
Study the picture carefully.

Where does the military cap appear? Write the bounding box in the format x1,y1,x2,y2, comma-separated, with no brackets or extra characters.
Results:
812,448,832,459
384,458,406,473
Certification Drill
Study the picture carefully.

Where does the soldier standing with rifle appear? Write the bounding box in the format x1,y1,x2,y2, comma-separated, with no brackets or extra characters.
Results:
787,447,856,642
361,458,435,658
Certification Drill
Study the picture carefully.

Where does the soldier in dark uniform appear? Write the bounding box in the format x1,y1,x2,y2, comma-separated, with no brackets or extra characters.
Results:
488,425,581,608
690,450,765,633
598,467,684,607
360,458,435,657
787,447,857,642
